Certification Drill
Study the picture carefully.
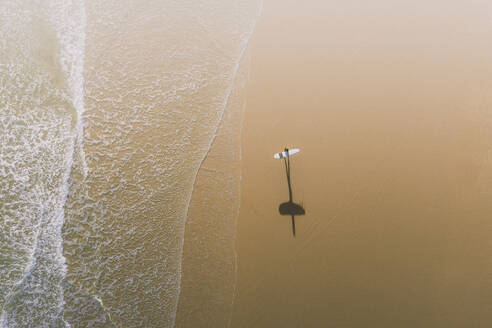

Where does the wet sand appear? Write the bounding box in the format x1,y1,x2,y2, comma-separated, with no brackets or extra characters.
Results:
231,0,492,327
176,49,251,327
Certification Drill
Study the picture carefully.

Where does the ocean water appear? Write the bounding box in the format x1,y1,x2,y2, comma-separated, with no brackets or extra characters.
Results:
0,0,262,327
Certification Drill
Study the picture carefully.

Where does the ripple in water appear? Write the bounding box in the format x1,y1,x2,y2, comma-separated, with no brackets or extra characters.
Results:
1,0,262,327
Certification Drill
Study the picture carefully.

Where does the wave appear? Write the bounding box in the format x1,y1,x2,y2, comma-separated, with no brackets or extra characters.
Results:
1,0,261,326
0,1,85,327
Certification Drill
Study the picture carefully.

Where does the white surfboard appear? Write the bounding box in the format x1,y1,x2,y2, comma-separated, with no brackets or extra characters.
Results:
274,148,300,159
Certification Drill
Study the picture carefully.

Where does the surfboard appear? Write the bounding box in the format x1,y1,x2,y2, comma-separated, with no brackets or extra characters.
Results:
274,148,300,159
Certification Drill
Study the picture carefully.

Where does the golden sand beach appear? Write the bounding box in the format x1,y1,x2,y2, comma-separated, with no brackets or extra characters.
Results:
230,0,492,327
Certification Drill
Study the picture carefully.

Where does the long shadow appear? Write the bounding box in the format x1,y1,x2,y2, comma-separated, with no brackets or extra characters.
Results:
278,148,305,237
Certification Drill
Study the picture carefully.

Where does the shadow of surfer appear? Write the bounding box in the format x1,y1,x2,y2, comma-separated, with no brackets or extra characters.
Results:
278,148,305,237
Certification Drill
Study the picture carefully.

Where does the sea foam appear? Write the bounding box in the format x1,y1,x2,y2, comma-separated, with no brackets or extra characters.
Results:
0,0,86,326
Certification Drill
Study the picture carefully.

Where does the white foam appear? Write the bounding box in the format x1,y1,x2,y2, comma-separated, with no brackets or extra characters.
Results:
49,0,88,178
0,0,86,326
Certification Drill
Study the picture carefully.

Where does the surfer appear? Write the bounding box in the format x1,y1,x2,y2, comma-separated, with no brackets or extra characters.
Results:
274,147,305,236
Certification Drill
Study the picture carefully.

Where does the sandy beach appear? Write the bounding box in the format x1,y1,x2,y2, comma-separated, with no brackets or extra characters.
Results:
231,0,492,326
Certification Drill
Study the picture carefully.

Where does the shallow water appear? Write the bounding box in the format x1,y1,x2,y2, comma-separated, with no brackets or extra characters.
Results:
1,0,261,327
